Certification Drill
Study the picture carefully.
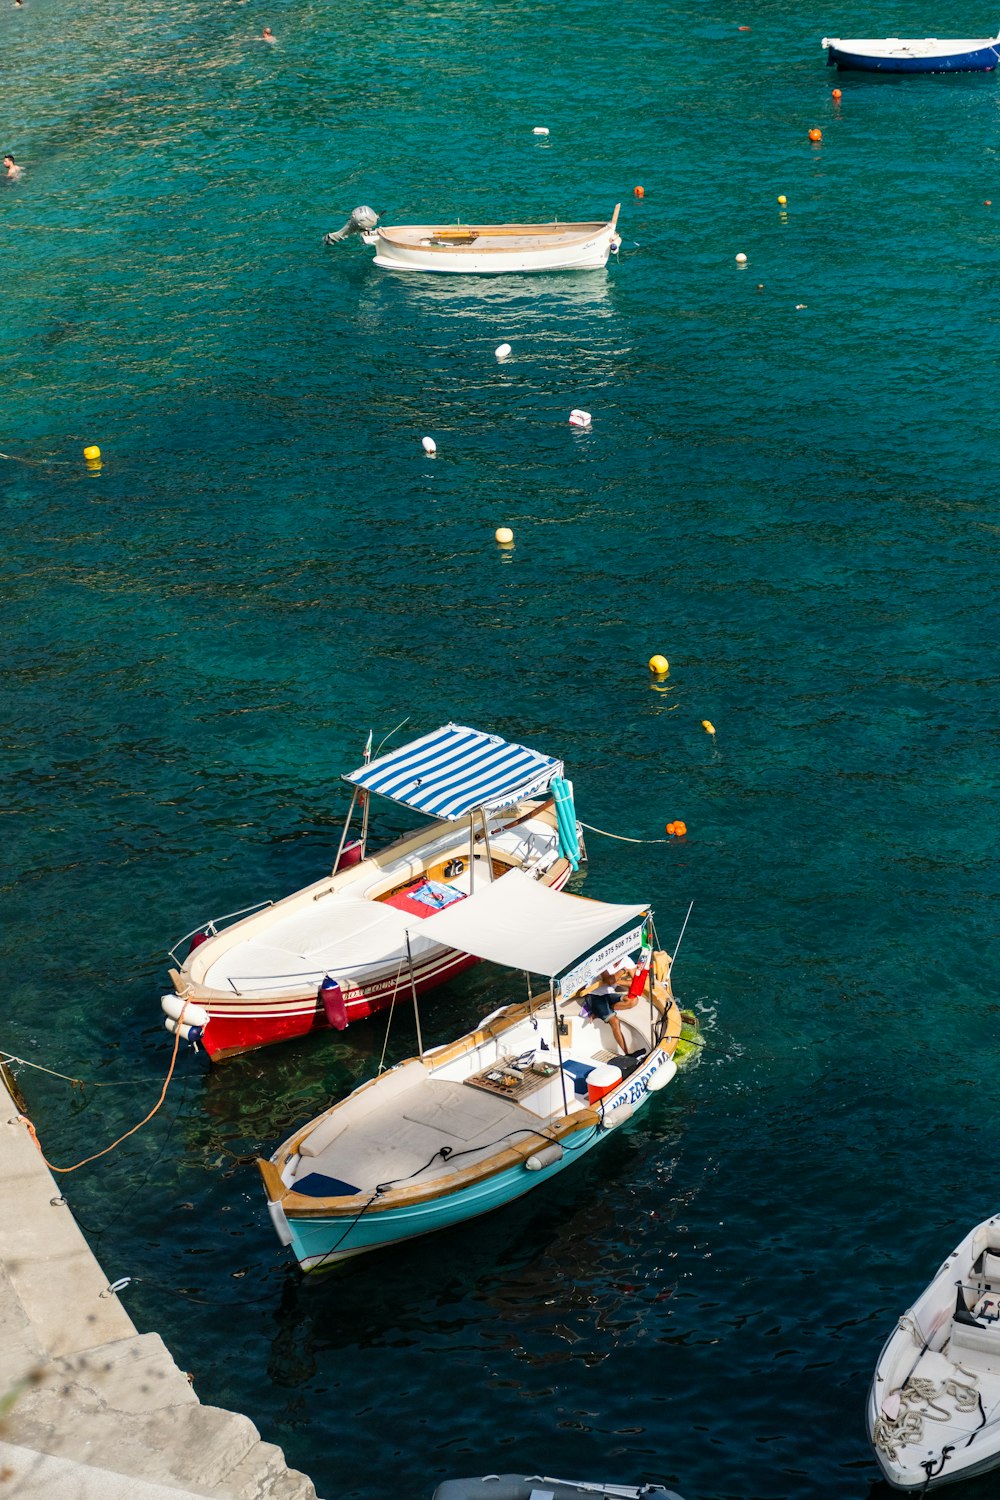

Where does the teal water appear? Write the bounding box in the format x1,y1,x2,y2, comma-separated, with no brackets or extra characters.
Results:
4,1,1000,1496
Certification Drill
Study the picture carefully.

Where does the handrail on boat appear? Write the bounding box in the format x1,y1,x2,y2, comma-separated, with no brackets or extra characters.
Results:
222,950,415,996
167,900,275,965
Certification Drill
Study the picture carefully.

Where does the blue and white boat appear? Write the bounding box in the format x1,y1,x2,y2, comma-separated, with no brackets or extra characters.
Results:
823,34,1000,72
258,870,695,1271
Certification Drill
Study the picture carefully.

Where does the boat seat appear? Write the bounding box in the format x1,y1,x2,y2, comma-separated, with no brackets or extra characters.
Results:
950,1284,1000,1371
562,1059,595,1097
981,1250,1000,1281
292,1171,360,1198
950,1316,1000,1371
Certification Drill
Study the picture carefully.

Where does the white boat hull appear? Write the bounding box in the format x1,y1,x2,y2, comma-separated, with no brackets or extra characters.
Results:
868,1214,1000,1489
364,211,620,274
370,232,615,274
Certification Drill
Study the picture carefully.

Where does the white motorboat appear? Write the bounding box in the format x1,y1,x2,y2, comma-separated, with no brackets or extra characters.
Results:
324,205,622,274
868,1213,1000,1489
162,724,584,1060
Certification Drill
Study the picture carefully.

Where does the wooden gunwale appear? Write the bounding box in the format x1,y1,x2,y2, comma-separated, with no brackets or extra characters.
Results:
377,220,614,254
263,995,683,1219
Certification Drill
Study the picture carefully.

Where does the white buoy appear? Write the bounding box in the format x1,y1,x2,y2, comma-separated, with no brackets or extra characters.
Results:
495,343,512,361
735,252,748,264
568,408,592,428
532,126,550,136
421,436,437,455
495,526,514,545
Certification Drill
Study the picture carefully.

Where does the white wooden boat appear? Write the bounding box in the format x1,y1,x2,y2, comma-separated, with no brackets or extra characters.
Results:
823,35,1000,72
432,1478,687,1500
868,1213,1000,1489
324,205,622,274
161,725,584,1060
258,870,698,1271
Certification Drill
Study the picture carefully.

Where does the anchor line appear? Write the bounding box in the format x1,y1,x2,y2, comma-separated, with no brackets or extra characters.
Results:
15,1005,189,1174
578,820,671,845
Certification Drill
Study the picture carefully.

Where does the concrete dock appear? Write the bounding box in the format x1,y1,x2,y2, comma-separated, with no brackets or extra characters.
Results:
0,1067,320,1500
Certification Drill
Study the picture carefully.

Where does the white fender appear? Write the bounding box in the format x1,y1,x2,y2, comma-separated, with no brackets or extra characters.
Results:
161,994,210,1029
268,1199,293,1247
165,1017,203,1043
525,1143,564,1172
601,1100,635,1130
647,1058,678,1092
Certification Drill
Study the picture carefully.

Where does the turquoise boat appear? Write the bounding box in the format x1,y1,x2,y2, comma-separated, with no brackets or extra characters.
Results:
258,870,692,1272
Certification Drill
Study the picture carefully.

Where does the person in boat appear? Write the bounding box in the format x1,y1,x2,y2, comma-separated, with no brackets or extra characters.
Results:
4,153,23,181
583,966,641,1055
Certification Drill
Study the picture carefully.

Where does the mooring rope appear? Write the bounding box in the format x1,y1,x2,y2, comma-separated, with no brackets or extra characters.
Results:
14,1008,187,1174
0,1051,171,1090
578,820,671,845
873,1373,981,1463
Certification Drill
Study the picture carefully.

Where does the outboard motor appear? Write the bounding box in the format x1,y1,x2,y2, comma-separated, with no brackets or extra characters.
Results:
323,205,380,246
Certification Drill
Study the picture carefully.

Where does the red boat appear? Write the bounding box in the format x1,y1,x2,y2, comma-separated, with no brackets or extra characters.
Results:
161,725,584,1060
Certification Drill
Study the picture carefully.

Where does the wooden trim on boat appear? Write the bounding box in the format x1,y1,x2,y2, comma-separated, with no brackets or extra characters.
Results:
378,224,612,254
257,1155,286,1201
427,222,605,239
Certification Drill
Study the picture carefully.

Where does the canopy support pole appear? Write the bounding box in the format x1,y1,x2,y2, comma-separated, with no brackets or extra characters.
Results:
359,729,373,859
551,979,569,1117
480,806,494,884
468,810,475,894
405,932,424,1059
655,903,691,1045
332,788,359,876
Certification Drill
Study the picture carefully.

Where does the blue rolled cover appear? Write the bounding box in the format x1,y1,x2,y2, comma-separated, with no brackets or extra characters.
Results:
551,775,580,871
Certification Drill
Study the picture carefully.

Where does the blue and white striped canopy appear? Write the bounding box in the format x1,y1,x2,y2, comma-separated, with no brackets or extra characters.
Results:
343,724,563,821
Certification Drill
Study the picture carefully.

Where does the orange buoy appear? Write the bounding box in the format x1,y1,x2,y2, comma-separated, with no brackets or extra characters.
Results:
986,200,993,207
634,185,645,199
831,88,842,100
808,128,823,142
672,820,687,837
665,822,676,836
738,25,751,31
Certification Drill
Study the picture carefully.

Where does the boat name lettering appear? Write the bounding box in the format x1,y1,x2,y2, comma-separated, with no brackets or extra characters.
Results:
620,1059,658,1106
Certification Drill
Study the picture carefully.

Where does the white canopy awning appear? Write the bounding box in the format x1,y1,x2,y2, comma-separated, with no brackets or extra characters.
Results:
415,869,648,979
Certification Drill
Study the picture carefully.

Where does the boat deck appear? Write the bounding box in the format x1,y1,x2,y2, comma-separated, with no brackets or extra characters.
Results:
290,1065,552,1197
286,995,663,1199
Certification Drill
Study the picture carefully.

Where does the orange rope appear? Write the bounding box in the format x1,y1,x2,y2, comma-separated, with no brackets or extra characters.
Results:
17,1011,185,1175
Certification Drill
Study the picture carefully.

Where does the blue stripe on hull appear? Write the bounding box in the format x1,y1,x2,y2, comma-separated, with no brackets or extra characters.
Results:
291,1126,594,1270
286,1047,675,1270
829,44,998,72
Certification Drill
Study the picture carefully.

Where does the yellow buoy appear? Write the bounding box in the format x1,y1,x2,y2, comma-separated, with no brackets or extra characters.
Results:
701,720,716,736
648,654,669,675
83,444,101,461
495,526,514,545
777,195,787,206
